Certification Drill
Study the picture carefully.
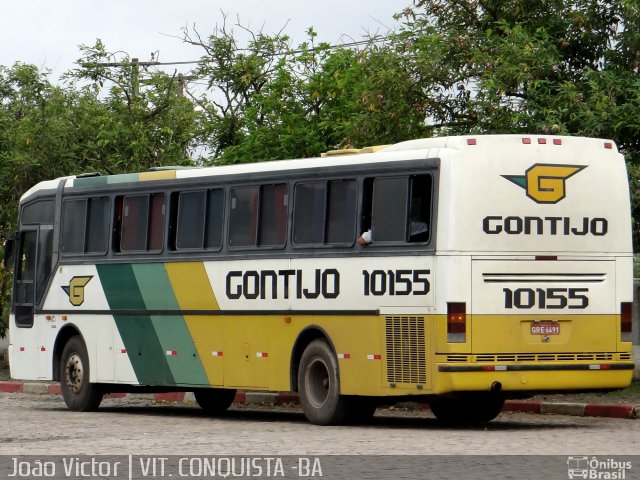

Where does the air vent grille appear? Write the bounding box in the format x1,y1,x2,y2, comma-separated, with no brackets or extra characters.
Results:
447,353,617,363
385,316,426,384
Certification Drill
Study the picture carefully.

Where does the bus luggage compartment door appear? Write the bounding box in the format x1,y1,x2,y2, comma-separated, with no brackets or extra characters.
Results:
470,259,616,354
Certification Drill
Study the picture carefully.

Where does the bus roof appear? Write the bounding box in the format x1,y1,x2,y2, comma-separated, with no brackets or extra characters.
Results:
20,135,619,201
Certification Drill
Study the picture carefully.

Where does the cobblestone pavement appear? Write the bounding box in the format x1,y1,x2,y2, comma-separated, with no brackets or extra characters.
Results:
1,393,639,456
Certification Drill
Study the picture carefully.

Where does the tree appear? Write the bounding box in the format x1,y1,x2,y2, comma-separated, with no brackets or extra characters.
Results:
0,44,203,336
396,0,640,246
182,21,430,164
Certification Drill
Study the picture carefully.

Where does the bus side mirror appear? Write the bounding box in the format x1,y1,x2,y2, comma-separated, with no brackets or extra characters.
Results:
3,237,15,269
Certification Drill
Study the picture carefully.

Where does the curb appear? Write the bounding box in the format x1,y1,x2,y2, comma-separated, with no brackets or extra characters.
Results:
1,381,638,420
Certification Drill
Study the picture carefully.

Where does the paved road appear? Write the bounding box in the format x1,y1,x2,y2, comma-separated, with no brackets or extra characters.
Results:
1,393,638,456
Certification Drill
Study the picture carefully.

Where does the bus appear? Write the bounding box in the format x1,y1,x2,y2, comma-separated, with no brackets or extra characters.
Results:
5,135,635,425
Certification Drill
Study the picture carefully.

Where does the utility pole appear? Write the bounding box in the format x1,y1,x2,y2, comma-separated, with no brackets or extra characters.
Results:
131,58,139,98
177,73,197,98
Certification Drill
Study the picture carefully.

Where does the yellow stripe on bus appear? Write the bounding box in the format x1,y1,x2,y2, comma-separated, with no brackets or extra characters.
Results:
166,262,223,386
139,170,177,182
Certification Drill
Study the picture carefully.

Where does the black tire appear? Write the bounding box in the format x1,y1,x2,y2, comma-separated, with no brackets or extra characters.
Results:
345,397,377,424
298,339,350,425
194,388,237,414
59,336,103,412
430,394,504,425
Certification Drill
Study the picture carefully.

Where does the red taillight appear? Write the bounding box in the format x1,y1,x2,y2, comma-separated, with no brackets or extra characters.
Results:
621,302,632,334
447,302,466,342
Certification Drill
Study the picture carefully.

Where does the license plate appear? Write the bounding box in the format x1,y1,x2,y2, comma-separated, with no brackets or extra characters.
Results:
530,321,560,335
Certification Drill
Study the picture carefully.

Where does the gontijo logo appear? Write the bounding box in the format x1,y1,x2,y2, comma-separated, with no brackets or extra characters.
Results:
62,276,93,306
502,164,586,204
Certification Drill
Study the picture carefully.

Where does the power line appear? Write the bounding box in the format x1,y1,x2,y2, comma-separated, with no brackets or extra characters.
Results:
86,35,392,69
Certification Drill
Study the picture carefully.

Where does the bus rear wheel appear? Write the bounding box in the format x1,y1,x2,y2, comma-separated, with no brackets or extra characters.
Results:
60,336,103,411
429,394,504,425
345,397,377,424
298,339,350,425
194,388,237,414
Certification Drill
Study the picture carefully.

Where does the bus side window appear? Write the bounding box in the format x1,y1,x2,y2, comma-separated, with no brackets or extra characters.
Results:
147,194,165,251
361,174,432,244
326,180,357,244
86,197,111,253
62,199,88,254
293,179,356,246
173,188,225,251
176,191,207,249
259,184,288,247
121,195,149,252
229,184,288,248
116,193,165,253
62,197,110,255
408,175,432,243
229,187,259,247
205,189,224,249
372,177,409,242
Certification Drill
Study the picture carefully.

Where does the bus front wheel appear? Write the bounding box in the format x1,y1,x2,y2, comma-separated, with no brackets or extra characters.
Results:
298,339,350,425
59,336,103,411
194,388,237,414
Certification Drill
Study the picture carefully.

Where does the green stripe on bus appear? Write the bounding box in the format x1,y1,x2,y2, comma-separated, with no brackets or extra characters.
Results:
106,173,139,184
72,176,109,188
132,264,209,386
96,263,175,385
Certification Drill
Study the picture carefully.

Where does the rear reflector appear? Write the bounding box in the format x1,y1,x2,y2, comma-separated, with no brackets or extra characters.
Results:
621,302,632,334
447,302,466,343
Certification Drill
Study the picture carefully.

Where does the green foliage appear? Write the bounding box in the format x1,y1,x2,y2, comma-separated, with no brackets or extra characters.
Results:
396,0,640,247
0,43,202,336
182,23,430,164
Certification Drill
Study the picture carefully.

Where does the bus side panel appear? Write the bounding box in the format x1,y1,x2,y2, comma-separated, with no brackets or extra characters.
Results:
44,265,140,385
8,313,48,381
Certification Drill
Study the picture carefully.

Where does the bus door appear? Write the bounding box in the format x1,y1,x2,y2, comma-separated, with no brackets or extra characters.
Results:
14,200,55,378
14,229,38,328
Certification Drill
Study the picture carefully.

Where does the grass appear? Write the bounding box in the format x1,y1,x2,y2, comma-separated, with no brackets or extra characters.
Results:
604,379,640,397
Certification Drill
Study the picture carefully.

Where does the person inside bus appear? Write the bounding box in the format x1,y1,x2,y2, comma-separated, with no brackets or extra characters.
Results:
358,221,428,245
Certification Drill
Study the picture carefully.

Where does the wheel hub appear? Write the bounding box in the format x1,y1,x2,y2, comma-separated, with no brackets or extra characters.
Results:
64,353,84,394
306,357,330,408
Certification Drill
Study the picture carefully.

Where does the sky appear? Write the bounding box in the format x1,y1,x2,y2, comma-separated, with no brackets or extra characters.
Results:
1,1,403,81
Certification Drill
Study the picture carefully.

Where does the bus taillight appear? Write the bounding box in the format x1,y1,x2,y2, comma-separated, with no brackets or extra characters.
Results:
621,302,632,339
447,302,466,343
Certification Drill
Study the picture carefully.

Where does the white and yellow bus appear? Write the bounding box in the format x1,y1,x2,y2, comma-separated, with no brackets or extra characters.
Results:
6,135,634,425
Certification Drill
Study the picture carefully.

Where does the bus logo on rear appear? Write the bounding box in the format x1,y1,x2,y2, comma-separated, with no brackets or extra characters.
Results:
62,276,93,306
503,164,586,204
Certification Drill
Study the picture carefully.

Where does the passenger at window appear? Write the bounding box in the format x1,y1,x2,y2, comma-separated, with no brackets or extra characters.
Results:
358,221,428,246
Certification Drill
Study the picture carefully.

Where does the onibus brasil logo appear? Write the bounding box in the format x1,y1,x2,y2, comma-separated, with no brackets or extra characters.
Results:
62,276,93,306
502,163,586,204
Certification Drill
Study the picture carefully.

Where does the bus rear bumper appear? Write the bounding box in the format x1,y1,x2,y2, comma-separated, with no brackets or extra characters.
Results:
434,363,634,394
